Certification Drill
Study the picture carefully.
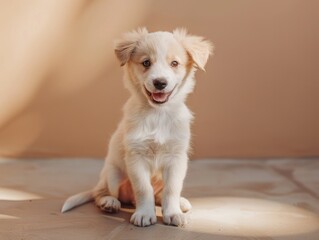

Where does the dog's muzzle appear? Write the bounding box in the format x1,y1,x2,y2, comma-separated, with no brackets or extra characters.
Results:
144,86,175,104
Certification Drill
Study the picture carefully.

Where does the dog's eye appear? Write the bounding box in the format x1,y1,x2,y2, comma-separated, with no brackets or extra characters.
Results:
171,61,179,68
142,60,151,68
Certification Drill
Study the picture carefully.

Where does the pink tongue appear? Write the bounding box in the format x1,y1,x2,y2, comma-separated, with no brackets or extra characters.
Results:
152,92,168,102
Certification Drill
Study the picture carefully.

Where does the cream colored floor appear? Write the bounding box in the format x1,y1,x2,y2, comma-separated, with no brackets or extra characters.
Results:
0,158,318,240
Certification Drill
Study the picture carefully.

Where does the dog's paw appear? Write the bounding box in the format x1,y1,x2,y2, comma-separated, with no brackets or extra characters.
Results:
98,196,121,213
130,210,157,227
163,211,190,227
180,197,192,212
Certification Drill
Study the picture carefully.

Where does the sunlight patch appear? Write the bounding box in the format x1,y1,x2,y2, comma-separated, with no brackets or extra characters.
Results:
0,214,19,220
0,188,42,201
188,197,319,237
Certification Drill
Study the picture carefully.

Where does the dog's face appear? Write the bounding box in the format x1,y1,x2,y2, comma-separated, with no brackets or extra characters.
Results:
130,32,188,105
115,28,213,107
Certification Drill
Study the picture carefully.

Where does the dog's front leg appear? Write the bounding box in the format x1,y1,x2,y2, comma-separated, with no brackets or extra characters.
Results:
126,153,157,227
162,154,189,227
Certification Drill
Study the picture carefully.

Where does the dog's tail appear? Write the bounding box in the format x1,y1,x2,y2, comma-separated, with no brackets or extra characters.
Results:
61,190,94,213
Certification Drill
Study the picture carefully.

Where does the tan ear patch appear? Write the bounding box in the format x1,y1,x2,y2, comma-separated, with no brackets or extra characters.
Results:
114,27,148,66
173,28,213,71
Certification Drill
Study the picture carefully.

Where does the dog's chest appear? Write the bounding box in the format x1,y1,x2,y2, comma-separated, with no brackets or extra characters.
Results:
137,112,180,144
126,109,190,155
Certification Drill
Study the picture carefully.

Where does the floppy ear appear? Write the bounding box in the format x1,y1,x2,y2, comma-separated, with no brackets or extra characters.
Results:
173,28,213,71
114,27,148,66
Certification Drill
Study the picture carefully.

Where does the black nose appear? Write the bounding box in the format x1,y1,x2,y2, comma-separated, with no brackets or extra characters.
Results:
153,78,167,90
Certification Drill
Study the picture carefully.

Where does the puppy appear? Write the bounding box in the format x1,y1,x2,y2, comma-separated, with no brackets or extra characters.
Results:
62,28,213,227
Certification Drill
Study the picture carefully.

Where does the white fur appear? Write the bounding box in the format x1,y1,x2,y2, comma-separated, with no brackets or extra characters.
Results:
62,28,213,227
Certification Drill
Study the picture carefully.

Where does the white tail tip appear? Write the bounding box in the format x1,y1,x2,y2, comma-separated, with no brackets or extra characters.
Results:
61,190,93,213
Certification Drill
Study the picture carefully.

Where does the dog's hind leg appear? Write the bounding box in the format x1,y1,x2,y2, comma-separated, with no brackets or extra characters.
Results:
180,197,192,212
155,193,192,213
93,163,123,213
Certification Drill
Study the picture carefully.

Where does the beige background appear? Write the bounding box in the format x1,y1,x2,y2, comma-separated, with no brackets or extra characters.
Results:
0,0,318,159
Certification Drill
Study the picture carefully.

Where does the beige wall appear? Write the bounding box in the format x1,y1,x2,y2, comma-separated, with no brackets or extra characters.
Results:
0,0,318,159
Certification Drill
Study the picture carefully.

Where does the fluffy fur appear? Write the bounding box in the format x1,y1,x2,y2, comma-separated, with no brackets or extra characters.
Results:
62,28,213,227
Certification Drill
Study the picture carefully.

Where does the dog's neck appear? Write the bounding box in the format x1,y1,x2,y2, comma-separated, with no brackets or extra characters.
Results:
122,95,193,146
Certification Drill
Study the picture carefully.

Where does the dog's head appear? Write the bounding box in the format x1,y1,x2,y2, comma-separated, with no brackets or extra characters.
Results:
114,28,213,107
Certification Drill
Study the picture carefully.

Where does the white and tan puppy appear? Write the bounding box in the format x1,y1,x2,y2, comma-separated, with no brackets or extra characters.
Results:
62,28,213,227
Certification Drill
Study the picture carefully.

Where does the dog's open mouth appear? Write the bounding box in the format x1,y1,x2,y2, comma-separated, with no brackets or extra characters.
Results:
144,87,174,104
